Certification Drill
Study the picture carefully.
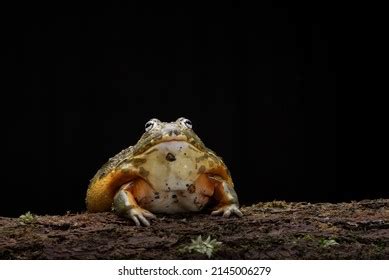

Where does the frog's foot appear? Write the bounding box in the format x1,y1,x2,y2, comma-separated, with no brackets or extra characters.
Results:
113,180,156,226
206,175,243,218
211,204,243,217
122,206,156,226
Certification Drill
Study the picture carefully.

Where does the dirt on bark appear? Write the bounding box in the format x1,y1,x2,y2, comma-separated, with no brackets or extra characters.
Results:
0,199,388,259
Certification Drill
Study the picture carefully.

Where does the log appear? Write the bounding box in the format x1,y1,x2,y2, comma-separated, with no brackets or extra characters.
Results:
0,199,388,259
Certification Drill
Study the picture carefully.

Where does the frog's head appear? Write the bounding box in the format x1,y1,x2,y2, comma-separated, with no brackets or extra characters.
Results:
132,117,207,155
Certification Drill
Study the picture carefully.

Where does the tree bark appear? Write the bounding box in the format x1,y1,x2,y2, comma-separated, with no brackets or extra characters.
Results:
1,199,388,259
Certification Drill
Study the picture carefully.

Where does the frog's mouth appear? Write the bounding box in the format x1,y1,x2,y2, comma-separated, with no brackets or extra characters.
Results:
145,139,202,156
134,132,204,156
151,134,188,145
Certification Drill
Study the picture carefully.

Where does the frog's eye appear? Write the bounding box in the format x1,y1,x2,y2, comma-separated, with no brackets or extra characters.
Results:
179,118,192,129
145,119,159,132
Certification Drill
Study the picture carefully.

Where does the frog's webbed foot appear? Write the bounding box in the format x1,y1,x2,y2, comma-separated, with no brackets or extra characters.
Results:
207,175,243,218
123,206,156,226
211,204,243,217
113,180,156,226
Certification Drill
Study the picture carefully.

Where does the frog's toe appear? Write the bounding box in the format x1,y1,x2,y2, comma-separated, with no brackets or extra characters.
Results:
211,204,243,218
225,207,243,217
127,208,156,226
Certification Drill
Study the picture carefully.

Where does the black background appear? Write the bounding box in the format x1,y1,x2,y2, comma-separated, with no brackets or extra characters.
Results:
0,2,370,217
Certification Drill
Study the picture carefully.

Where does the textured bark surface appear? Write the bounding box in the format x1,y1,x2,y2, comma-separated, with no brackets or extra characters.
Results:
1,199,388,259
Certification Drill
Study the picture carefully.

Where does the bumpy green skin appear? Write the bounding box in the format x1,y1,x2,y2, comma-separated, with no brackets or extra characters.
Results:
91,146,135,183
132,121,207,156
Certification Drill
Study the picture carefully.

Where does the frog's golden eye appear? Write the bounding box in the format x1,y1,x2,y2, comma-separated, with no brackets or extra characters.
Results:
178,117,192,129
145,119,159,132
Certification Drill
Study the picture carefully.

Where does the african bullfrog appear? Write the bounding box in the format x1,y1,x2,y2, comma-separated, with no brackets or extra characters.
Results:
86,117,242,226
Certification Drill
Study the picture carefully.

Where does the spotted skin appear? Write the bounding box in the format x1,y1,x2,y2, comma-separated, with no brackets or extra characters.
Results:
86,118,242,226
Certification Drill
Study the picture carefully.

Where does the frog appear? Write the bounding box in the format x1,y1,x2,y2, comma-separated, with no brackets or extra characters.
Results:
86,117,242,226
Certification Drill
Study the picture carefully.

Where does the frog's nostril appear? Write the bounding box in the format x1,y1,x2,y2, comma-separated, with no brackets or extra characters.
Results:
167,129,179,136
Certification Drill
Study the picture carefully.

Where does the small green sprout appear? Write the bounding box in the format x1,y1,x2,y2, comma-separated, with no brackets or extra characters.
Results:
19,211,37,224
180,235,222,258
319,238,339,248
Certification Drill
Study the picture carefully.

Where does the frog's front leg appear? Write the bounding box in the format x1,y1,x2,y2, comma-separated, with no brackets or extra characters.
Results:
113,179,156,226
207,175,243,217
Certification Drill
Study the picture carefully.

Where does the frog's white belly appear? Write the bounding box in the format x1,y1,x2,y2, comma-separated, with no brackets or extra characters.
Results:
138,141,210,213
142,141,204,192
